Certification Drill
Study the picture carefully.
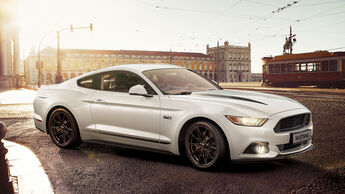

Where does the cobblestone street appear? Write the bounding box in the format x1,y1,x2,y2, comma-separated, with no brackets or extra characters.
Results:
0,89,344,193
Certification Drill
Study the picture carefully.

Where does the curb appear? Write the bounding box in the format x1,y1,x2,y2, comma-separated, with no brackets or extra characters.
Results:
4,140,54,194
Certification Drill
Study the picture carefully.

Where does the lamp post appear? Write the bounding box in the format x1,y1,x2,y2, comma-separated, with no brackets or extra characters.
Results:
37,23,93,86
55,23,93,84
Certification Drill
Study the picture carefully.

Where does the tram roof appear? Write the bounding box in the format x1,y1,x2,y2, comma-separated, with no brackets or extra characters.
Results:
263,51,345,62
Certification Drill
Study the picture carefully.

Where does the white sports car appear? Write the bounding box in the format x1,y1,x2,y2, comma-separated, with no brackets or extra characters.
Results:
33,64,313,169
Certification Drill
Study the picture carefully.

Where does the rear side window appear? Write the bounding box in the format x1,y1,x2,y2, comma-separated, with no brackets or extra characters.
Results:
77,74,100,90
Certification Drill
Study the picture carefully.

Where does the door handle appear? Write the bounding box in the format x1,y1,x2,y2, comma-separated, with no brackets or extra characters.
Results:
94,98,105,102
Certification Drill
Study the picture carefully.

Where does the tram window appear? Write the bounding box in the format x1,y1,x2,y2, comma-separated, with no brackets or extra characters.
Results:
294,64,300,72
329,60,337,71
321,61,328,71
314,62,321,71
281,64,287,72
288,64,293,72
274,64,280,73
307,63,313,72
269,64,274,73
300,63,306,72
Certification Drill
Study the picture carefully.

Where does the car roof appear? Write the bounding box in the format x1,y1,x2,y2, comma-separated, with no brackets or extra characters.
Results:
100,63,183,73
61,64,184,86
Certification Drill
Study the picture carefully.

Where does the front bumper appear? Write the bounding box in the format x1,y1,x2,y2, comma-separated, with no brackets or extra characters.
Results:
224,108,314,161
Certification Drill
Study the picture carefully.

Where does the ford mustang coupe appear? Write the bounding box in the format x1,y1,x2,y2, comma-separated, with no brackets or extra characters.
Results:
33,64,313,169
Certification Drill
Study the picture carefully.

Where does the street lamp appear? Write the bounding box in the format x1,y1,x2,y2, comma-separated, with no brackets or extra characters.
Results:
56,23,93,84
37,23,93,86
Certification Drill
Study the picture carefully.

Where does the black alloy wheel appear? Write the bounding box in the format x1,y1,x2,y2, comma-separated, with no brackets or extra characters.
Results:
48,108,81,148
184,121,227,169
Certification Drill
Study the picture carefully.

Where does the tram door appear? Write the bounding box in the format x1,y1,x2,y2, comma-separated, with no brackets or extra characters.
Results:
262,65,267,83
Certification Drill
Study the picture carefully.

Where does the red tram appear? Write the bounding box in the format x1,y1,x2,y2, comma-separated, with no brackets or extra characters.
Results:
262,51,345,88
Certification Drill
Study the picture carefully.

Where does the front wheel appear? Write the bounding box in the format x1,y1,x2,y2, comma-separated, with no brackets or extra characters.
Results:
48,108,82,148
184,121,227,169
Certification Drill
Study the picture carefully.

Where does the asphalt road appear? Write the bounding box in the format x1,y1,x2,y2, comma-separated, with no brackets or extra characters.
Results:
1,90,345,193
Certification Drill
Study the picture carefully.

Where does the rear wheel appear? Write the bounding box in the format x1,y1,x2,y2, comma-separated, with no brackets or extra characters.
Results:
48,108,81,148
184,121,227,169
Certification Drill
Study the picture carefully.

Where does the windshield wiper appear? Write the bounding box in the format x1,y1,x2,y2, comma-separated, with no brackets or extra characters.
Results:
172,91,192,95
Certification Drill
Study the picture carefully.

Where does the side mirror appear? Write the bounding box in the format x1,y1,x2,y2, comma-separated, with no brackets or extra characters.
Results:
129,85,153,97
211,80,218,84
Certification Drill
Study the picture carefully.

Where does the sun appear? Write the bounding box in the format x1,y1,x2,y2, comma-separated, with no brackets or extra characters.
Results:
17,0,95,52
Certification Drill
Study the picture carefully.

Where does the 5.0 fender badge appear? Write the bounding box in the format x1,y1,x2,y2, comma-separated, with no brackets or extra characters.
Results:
163,116,172,120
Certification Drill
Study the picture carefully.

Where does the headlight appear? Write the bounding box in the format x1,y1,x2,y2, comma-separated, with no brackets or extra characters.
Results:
225,115,267,127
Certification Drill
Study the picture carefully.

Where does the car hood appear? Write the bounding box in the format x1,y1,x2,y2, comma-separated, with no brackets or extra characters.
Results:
172,89,307,118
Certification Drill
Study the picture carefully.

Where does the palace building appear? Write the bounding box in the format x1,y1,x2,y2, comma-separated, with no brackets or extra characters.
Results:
25,47,216,86
207,41,251,82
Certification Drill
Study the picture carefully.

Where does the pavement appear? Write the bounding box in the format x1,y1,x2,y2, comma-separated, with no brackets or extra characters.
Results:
0,88,53,194
3,140,54,194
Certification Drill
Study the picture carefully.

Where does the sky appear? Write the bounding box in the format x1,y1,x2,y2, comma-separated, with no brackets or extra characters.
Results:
15,0,345,73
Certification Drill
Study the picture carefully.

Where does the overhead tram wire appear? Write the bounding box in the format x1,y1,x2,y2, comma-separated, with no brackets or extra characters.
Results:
327,47,345,51
236,1,302,38
135,0,345,49
242,0,345,40
243,0,277,8
293,0,345,7
293,3,345,32
298,3,345,22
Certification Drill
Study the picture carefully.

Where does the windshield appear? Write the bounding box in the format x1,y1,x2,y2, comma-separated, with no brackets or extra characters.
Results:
143,68,220,95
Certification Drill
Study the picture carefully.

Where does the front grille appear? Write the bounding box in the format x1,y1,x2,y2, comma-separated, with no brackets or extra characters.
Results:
277,140,309,152
274,113,310,133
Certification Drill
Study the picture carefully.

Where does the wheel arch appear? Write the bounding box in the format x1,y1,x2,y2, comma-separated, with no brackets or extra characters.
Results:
45,105,80,135
178,117,230,157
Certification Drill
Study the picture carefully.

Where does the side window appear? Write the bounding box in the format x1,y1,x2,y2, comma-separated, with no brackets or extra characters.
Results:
77,74,100,90
101,72,116,91
114,71,156,95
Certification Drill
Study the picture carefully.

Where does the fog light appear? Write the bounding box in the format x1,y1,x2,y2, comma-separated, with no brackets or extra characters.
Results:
244,142,269,154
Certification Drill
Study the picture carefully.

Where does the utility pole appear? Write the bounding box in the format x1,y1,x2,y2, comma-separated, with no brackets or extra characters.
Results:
216,41,220,83
289,25,294,54
169,49,173,64
56,30,62,83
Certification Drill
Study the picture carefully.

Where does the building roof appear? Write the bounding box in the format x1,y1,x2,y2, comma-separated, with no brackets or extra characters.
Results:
61,48,214,58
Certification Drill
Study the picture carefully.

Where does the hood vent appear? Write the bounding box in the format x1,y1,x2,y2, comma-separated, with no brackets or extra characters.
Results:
199,94,267,105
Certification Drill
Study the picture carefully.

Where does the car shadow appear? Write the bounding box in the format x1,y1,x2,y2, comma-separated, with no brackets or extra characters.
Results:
76,142,189,167
74,142,311,173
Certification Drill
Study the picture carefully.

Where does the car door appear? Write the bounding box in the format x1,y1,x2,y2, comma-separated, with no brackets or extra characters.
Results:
90,70,161,148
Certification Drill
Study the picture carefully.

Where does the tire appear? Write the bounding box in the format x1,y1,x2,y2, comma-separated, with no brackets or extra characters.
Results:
48,108,82,148
184,121,227,169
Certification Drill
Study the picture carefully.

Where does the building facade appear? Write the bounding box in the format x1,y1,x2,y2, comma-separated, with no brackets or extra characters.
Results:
0,0,23,88
25,47,216,86
206,41,251,83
